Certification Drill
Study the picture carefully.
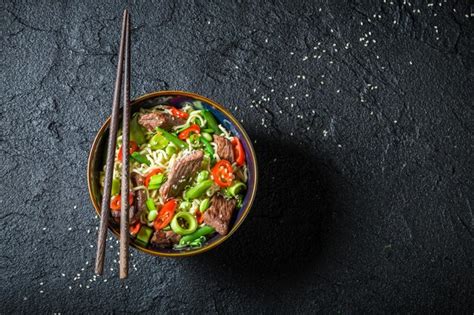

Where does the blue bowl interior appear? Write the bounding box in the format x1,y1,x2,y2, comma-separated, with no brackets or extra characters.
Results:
93,93,256,254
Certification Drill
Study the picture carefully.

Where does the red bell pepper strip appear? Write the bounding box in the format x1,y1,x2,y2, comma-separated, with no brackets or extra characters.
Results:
231,137,245,166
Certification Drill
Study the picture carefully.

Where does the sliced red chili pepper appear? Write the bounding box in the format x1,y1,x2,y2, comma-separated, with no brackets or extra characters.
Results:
129,222,141,236
144,168,163,187
231,137,245,166
211,160,234,187
110,192,134,210
169,107,189,119
153,199,177,230
178,124,200,140
117,141,139,162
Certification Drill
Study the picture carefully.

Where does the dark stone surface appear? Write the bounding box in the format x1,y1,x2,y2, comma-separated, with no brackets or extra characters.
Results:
1,0,473,313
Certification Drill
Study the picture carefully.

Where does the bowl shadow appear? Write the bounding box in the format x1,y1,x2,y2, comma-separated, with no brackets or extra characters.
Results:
188,133,344,283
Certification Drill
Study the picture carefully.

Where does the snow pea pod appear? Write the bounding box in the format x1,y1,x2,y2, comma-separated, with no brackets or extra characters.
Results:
185,179,213,200
155,127,187,149
131,152,151,166
179,225,215,245
202,110,222,134
199,137,214,159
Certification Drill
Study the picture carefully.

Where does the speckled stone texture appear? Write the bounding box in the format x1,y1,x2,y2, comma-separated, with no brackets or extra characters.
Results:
1,0,473,313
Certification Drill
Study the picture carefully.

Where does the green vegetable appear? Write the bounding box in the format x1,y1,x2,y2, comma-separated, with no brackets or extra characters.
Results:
201,132,213,142
130,115,146,145
147,210,158,222
189,133,200,144
196,170,209,183
150,133,169,150
179,225,215,245
170,212,198,235
189,236,207,247
235,194,243,208
155,127,187,149
199,137,214,159
111,178,120,196
227,181,247,197
179,201,192,211
185,179,213,200
193,101,204,109
202,110,221,134
165,145,177,156
148,174,165,190
146,198,156,211
201,128,215,134
135,226,153,247
131,152,151,166
199,198,210,212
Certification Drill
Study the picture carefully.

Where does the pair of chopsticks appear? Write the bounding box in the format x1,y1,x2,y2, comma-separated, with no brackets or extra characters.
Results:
95,9,131,279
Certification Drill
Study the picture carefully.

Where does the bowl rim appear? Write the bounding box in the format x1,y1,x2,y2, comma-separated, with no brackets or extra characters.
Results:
87,90,258,257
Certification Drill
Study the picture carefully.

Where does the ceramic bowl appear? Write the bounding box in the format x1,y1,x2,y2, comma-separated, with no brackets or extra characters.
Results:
87,91,258,257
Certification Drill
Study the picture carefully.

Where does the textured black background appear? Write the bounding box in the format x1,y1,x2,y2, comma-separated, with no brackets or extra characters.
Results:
1,0,473,313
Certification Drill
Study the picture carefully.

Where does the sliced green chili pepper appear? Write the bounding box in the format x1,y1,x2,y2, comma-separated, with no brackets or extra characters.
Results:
155,127,187,149
202,110,221,134
199,137,214,159
199,198,210,212
135,226,153,247
179,225,215,245
131,152,151,166
146,198,156,211
170,212,198,235
227,181,247,197
148,173,165,190
147,210,158,222
165,145,177,156
179,201,192,211
111,178,120,196
130,115,146,145
185,179,213,200
149,133,169,150
196,170,209,183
